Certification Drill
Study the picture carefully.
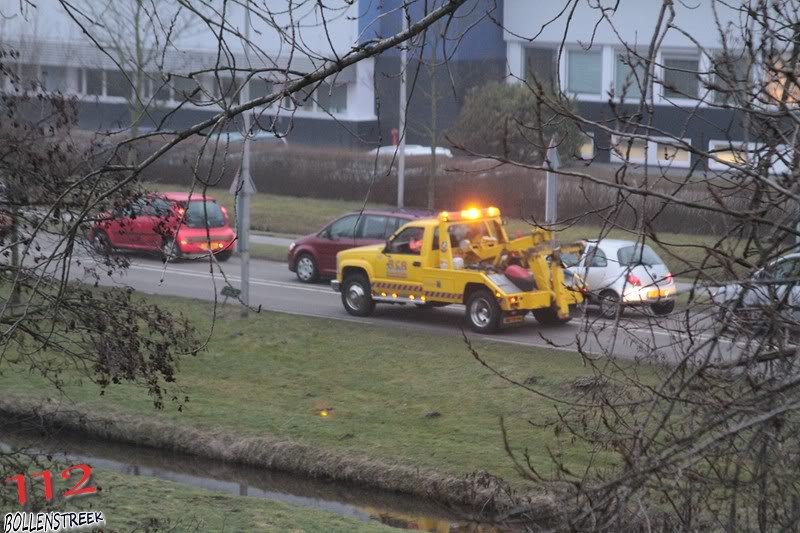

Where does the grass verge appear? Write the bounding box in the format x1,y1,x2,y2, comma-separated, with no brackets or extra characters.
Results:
149,182,391,236
249,243,290,262
0,295,628,493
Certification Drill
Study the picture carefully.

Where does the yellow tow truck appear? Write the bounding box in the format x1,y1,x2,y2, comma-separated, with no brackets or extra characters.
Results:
331,207,585,333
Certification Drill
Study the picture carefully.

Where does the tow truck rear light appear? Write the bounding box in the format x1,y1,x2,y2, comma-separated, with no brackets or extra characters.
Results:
627,274,642,287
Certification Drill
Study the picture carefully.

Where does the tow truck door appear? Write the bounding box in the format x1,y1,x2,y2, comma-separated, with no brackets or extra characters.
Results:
373,226,426,296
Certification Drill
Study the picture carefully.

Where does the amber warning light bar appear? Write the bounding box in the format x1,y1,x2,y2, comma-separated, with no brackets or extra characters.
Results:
438,207,500,222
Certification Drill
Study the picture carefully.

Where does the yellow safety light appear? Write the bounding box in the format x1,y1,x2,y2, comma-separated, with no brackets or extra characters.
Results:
439,211,449,221
381,292,387,297
392,293,398,298
461,207,481,220
487,206,500,217
420,296,427,302
409,294,415,300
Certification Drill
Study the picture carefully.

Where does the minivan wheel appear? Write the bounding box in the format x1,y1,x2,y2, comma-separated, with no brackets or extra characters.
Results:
295,253,319,283
161,238,182,262
599,290,623,319
466,288,501,333
651,300,675,316
342,274,375,316
216,250,232,262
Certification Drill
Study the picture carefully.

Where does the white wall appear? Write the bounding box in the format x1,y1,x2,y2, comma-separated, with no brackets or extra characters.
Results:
0,0,373,120
0,0,362,59
503,0,745,49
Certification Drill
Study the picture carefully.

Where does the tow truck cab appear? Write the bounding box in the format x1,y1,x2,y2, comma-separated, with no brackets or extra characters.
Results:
332,207,585,333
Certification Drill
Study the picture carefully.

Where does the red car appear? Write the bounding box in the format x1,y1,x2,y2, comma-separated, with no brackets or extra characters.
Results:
90,192,236,261
288,208,432,282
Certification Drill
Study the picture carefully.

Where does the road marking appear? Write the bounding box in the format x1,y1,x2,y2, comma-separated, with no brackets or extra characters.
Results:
122,262,335,295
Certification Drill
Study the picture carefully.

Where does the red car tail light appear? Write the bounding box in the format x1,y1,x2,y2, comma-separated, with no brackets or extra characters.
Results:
626,274,642,286
665,272,673,283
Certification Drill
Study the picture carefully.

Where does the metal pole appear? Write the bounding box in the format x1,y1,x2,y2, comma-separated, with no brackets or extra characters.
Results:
239,0,252,317
397,4,408,208
545,137,560,226
545,170,557,225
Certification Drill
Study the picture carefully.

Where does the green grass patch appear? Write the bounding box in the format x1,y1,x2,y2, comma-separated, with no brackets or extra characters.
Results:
249,243,290,262
148,182,391,236
0,295,631,484
60,469,394,532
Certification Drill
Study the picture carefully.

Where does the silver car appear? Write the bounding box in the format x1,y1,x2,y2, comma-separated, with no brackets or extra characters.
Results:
712,252,800,335
564,239,676,318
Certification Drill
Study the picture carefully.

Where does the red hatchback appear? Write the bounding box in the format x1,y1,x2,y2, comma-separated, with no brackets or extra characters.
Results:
288,208,432,282
90,192,236,261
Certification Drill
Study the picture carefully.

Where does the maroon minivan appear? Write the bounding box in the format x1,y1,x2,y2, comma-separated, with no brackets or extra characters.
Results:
288,208,432,282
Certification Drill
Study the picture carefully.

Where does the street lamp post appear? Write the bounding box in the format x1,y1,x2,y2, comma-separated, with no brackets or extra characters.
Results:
237,0,256,317
397,4,408,208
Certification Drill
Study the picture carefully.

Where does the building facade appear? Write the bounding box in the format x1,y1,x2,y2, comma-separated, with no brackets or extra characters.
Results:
0,0,778,170
503,0,776,171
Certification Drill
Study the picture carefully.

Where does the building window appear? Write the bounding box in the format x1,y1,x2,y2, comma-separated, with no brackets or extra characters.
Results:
83,69,103,96
611,136,648,163
567,49,603,95
712,52,751,104
217,76,241,106
708,140,748,170
525,47,557,87
105,69,131,98
316,82,347,113
615,52,646,99
18,63,39,91
150,75,171,102
172,76,199,104
576,133,594,160
662,56,699,99
41,65,68,92
656,140,691,166
763,56,800,105
248,77,273,102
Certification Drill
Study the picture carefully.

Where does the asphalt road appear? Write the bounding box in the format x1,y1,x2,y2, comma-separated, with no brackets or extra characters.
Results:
66,248,735,363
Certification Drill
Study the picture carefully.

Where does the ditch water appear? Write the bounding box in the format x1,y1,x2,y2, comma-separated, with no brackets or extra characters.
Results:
1,425,521,532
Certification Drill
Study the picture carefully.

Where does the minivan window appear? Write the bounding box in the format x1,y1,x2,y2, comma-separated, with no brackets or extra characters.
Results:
182,200,226,228
385,217,406,238
327,215,358,240
617,244,662,266
357,215,389,239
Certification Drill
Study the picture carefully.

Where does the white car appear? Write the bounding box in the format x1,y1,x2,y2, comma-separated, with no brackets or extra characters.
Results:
712,252,800,335
564,239,676,318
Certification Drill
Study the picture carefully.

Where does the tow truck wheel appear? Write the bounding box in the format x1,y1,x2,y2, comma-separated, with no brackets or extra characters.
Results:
531,306,571,325
466,288,501,333
342,274,375,317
